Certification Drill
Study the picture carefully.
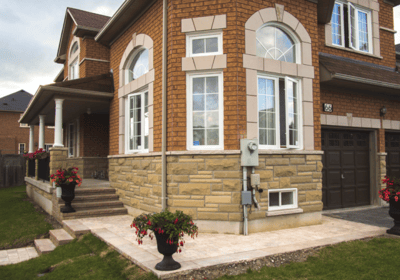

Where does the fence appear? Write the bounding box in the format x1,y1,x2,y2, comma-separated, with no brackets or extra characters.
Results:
0,153,26,188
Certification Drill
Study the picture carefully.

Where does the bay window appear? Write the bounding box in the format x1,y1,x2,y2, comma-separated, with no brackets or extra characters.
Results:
258,75,301,149
126,91,149,153
187,73,223,150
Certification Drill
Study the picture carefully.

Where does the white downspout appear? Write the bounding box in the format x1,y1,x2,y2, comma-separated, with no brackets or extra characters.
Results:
161,0,168,211
243,166,248,235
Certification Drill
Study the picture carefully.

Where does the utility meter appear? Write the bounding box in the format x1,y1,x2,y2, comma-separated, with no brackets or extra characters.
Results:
240,139,259,166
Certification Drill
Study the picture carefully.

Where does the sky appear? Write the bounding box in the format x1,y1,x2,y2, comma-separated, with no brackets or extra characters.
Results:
0,2,400,98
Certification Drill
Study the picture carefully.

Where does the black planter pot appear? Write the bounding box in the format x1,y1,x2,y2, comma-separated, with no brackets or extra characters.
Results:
387,199,400,236
154,233,181,271
60,183,76,213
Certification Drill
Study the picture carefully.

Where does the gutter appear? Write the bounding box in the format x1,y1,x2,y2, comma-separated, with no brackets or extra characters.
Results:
333,73,400,90
161,0,168,211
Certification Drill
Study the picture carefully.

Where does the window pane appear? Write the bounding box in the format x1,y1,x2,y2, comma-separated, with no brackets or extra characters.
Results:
349,4,356,49
358,11,369,52
269,192,279,207
256,26,295,63
193,112,205,128
279,79,286,147
256,40,267,58
256,26,275,55
332,3,342,45
259,129,266,145
258,78,276,146
129,49,149,81
207,129,219,145
267,129,276,146
193,78,205,94
192,39,205,54
259,112,266,128
282,192,294,205
206,94,218,110
193,130,205,146
206,37,218,53
193,95,205,111
287,80,298,146
206,112,219,128
206,77,218,93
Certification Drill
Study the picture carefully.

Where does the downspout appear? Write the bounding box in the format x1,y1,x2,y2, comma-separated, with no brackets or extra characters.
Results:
161,0,168,211
243,166,248,235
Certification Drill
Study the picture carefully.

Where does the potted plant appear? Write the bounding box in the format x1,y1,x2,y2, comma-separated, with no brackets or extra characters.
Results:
131,210,198,271
50,167,82,213
379,176,400,235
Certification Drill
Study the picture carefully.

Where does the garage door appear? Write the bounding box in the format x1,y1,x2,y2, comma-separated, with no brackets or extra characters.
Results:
322,130,370,210
385,132,400,178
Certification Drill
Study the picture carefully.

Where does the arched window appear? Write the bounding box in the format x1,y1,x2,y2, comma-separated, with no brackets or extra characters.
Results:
70,42,79,56
127,49,149,83
69,39,80,80
256,25,297,63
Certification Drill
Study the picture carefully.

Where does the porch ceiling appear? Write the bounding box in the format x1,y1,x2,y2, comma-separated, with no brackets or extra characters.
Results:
20,74,114,126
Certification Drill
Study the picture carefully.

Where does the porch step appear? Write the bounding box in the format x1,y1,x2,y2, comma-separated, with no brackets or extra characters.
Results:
67,201,125,211
61,208,128,220
63,220,90,238
74,188,116,196
34,239,56,255
49,229,74,246
57,194,121,203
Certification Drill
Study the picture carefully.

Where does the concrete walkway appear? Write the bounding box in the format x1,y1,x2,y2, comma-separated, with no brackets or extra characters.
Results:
0,247,39,266
65,214,388,279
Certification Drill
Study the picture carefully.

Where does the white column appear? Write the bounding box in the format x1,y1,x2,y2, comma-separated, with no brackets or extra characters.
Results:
38,115,45,149
54,99,64,147
29,125,34,152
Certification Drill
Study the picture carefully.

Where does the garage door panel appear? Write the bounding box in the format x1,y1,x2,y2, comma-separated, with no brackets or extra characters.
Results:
322,129,370,210
389,152,400,165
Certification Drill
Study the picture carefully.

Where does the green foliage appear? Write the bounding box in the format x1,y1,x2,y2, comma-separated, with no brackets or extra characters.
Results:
0,185,53,249
131,210,198,252
50,167,82,187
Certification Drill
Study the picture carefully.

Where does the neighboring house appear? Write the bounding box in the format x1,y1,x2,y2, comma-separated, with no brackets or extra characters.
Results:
21,0,400,234
0,90,54,154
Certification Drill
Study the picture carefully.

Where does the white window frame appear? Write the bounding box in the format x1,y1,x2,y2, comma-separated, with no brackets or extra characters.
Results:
68,123,75,157
125,90,149,154
69,58,79,80
68,38,80,80
257,73,302,150
18,143,25,154
44,144,53,152
124,47,149,85
186,72,224,150
19,114,29,128
268,188,298,211
332,1,372,54
332,2,345,47
186,31,223,57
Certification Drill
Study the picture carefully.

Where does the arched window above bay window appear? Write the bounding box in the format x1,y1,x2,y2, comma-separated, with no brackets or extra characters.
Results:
127,48,149,83
256,25,298,63
70,42,79,56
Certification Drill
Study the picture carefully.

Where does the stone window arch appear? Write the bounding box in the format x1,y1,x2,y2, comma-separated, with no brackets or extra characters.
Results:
118,33,155,154
244,5,315,150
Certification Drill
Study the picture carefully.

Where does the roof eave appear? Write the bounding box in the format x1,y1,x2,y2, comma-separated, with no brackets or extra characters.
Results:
317,0,336,24
73,25,101,38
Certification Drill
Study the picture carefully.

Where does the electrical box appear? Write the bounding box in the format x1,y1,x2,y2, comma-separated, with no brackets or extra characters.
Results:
240,139,259,166
250,174,260,186
241,191,252,205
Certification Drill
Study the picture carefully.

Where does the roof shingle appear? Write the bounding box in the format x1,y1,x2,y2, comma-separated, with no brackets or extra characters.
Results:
68,8,110,30
0,90,33,112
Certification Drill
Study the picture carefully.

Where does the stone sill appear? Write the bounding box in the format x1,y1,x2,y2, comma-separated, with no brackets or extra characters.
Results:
266,208,304,217
25,177,53,194
108,152,162,159
67,157,108,160
325,44,383,59
259,150,323,155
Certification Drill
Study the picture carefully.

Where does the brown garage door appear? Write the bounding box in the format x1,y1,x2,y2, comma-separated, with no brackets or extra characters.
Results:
322,130,370,210
385,132,400,178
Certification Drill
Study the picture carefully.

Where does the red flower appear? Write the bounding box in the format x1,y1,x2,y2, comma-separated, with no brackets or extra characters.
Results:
174,218,178,224
147,220,152,226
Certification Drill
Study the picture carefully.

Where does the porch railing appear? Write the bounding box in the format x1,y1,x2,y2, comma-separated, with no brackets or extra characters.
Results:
38,157,50,181
28,159,35,177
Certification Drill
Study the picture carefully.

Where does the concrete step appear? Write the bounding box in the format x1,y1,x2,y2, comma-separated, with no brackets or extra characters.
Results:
63,220,90,238
67,201,125,211
49,229,74,246
34,239,56,255
58,194,120,203
74,188,116,196
61,207,128,220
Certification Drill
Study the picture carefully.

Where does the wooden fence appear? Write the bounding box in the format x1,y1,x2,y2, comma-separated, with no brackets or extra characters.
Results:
0,153,26,188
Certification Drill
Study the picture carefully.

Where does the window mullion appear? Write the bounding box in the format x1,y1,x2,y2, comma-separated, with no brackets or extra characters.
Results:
284,77,290,149
274,77,280,148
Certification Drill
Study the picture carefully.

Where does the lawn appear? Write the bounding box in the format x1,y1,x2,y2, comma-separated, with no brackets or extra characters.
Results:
0,185,53,249
217,237,400,280
0,233,157,280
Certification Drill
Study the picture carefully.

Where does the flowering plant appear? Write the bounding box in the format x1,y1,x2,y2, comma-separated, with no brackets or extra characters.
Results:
131,210,198,253
23,148,47,160
50,167,82,187
379,176,400,202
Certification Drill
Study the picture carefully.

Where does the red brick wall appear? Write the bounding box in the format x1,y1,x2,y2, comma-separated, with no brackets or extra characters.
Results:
0,111,54,154
109,0,163,155
81,114,109,157
80,37,110,77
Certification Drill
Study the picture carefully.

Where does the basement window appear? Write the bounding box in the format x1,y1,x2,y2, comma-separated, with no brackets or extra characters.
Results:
268,188,297,211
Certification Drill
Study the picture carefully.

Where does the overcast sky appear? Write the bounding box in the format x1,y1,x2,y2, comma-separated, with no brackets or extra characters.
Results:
1,2,400,98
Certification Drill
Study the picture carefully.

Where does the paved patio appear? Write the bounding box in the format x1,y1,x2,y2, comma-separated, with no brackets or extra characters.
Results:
66,213,389,279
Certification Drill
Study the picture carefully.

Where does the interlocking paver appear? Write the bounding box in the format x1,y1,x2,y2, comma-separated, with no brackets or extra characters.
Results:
68,214,388,278
0,246,39,266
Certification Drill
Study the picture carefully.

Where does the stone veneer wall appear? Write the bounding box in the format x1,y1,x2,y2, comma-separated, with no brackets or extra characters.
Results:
67,157,108,179
26,179,53,215
377,153,387,206
109,155,162,215
108,151,323,234
49,148,68,176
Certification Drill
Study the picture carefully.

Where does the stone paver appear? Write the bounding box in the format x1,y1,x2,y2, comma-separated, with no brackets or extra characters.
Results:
0,247,39,266
67,214,388,278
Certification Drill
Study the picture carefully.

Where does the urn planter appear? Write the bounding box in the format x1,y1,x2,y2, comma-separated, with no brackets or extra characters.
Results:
60,183,76,213
154,233,181,271
387,199,400,236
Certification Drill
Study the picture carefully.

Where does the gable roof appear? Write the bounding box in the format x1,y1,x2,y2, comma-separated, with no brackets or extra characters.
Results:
55,8,110,64
0,90,33,112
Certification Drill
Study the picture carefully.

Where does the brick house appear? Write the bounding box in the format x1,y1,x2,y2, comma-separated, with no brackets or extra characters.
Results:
0,90,54,154
21,0,400,234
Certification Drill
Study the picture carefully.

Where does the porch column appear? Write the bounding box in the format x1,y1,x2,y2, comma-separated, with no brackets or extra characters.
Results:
29,125,34,152
54,99,64,147
38,115,45,149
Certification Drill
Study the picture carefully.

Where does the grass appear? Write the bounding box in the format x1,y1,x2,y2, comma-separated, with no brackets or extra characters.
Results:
217,237,400,280
0,185,53,249
0,233,157,280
